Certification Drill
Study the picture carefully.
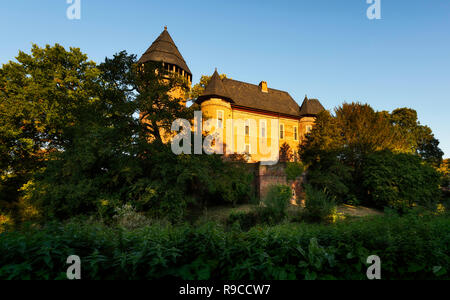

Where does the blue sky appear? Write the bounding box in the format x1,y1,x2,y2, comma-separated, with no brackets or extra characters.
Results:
1,0,449,157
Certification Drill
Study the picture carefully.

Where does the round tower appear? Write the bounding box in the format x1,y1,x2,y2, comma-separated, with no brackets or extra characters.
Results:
138,26,192,102
299,96,325,135
197,70,233,152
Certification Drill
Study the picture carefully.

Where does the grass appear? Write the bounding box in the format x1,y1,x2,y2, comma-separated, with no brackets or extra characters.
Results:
187,203,384,224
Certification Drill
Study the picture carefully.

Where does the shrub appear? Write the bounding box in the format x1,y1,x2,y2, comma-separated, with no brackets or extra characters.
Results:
305,151,353,204
0,213,13,234
112,204,150,230
285,162,304,181
259,185,292,224
0,214,449,280
362,151,441,211
226,210,259,231
302,185,337,223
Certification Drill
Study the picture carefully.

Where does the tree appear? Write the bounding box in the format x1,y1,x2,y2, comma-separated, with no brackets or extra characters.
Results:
21,51,140,219
137,62,194,144
15,48,253,222
0,44,100,209
279,143,293,162
362,151,441,210
440,159,450,189
390,108,443,166
300,103,443,210
301,103,408,169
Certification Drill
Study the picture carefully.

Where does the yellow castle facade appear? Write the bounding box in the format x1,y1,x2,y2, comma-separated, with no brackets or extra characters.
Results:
138,27,325,162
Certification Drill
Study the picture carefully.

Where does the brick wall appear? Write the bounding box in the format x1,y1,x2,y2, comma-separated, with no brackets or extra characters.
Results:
248,162,305,205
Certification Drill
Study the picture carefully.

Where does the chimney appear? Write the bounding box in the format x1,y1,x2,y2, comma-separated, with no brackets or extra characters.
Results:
259,81,268,93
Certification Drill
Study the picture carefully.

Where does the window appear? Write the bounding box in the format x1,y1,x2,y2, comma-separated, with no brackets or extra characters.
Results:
260,120,267,138
306,125,312,134
217,111,224,129
280,124,285,139
294,126,298,141
245,120,250,136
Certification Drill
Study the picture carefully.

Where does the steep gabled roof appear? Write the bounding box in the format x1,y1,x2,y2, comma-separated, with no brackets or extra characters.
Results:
197,70,232,102
197,70,301,117
299,96,325,116
138,27,192,75
222,79,301,116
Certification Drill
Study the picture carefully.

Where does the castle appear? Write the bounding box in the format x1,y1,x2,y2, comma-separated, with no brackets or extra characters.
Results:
138,27,325,162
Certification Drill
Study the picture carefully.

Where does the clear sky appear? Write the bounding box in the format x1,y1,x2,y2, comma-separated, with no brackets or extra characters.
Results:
1,0,449,157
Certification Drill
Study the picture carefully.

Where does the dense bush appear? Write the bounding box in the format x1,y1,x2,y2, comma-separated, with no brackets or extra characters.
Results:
362,151,441,211
0,213,449,280
112,204,151,230
226,210,260,231
285,162,304,181
226,185,292,229
302,185,337,223
259,185,292,224
305,151,353,204
300,104,444,210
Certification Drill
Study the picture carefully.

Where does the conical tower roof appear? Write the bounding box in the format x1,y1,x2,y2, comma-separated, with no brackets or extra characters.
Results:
197,70,232,103
299,96,325,116
138,27,192,75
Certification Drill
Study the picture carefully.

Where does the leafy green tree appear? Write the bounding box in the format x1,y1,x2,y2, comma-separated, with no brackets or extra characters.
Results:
137,62,194,144
301,103,443,210
390,108,443,166
362,151,441,211
12,48,253,222
440,159,450,189
0,44,100,209
22,51,140,219
301,103,407,201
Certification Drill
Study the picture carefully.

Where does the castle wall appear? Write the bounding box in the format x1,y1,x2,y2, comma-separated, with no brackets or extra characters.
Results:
200,101,314,162
249,162,306,205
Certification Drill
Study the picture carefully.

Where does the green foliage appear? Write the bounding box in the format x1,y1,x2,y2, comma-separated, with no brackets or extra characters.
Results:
112,204,151,230
285,161,304,181
0,46,253,223
440,159,450,188
226,185,292,229
0,44,100,211
362,151,441,211
304,150,353,204
1,213,449,280
390,108,444,167
259,185,292,224
226,210,260,231
300,103,444,210
302,185,337,223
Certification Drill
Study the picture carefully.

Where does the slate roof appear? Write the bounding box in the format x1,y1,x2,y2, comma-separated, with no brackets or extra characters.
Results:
197,70,325,117
197,70,233,102
299,96,325,116
138,27,192,75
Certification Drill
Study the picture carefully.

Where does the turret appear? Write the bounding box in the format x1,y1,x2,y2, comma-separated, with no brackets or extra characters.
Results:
138,26,192,87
